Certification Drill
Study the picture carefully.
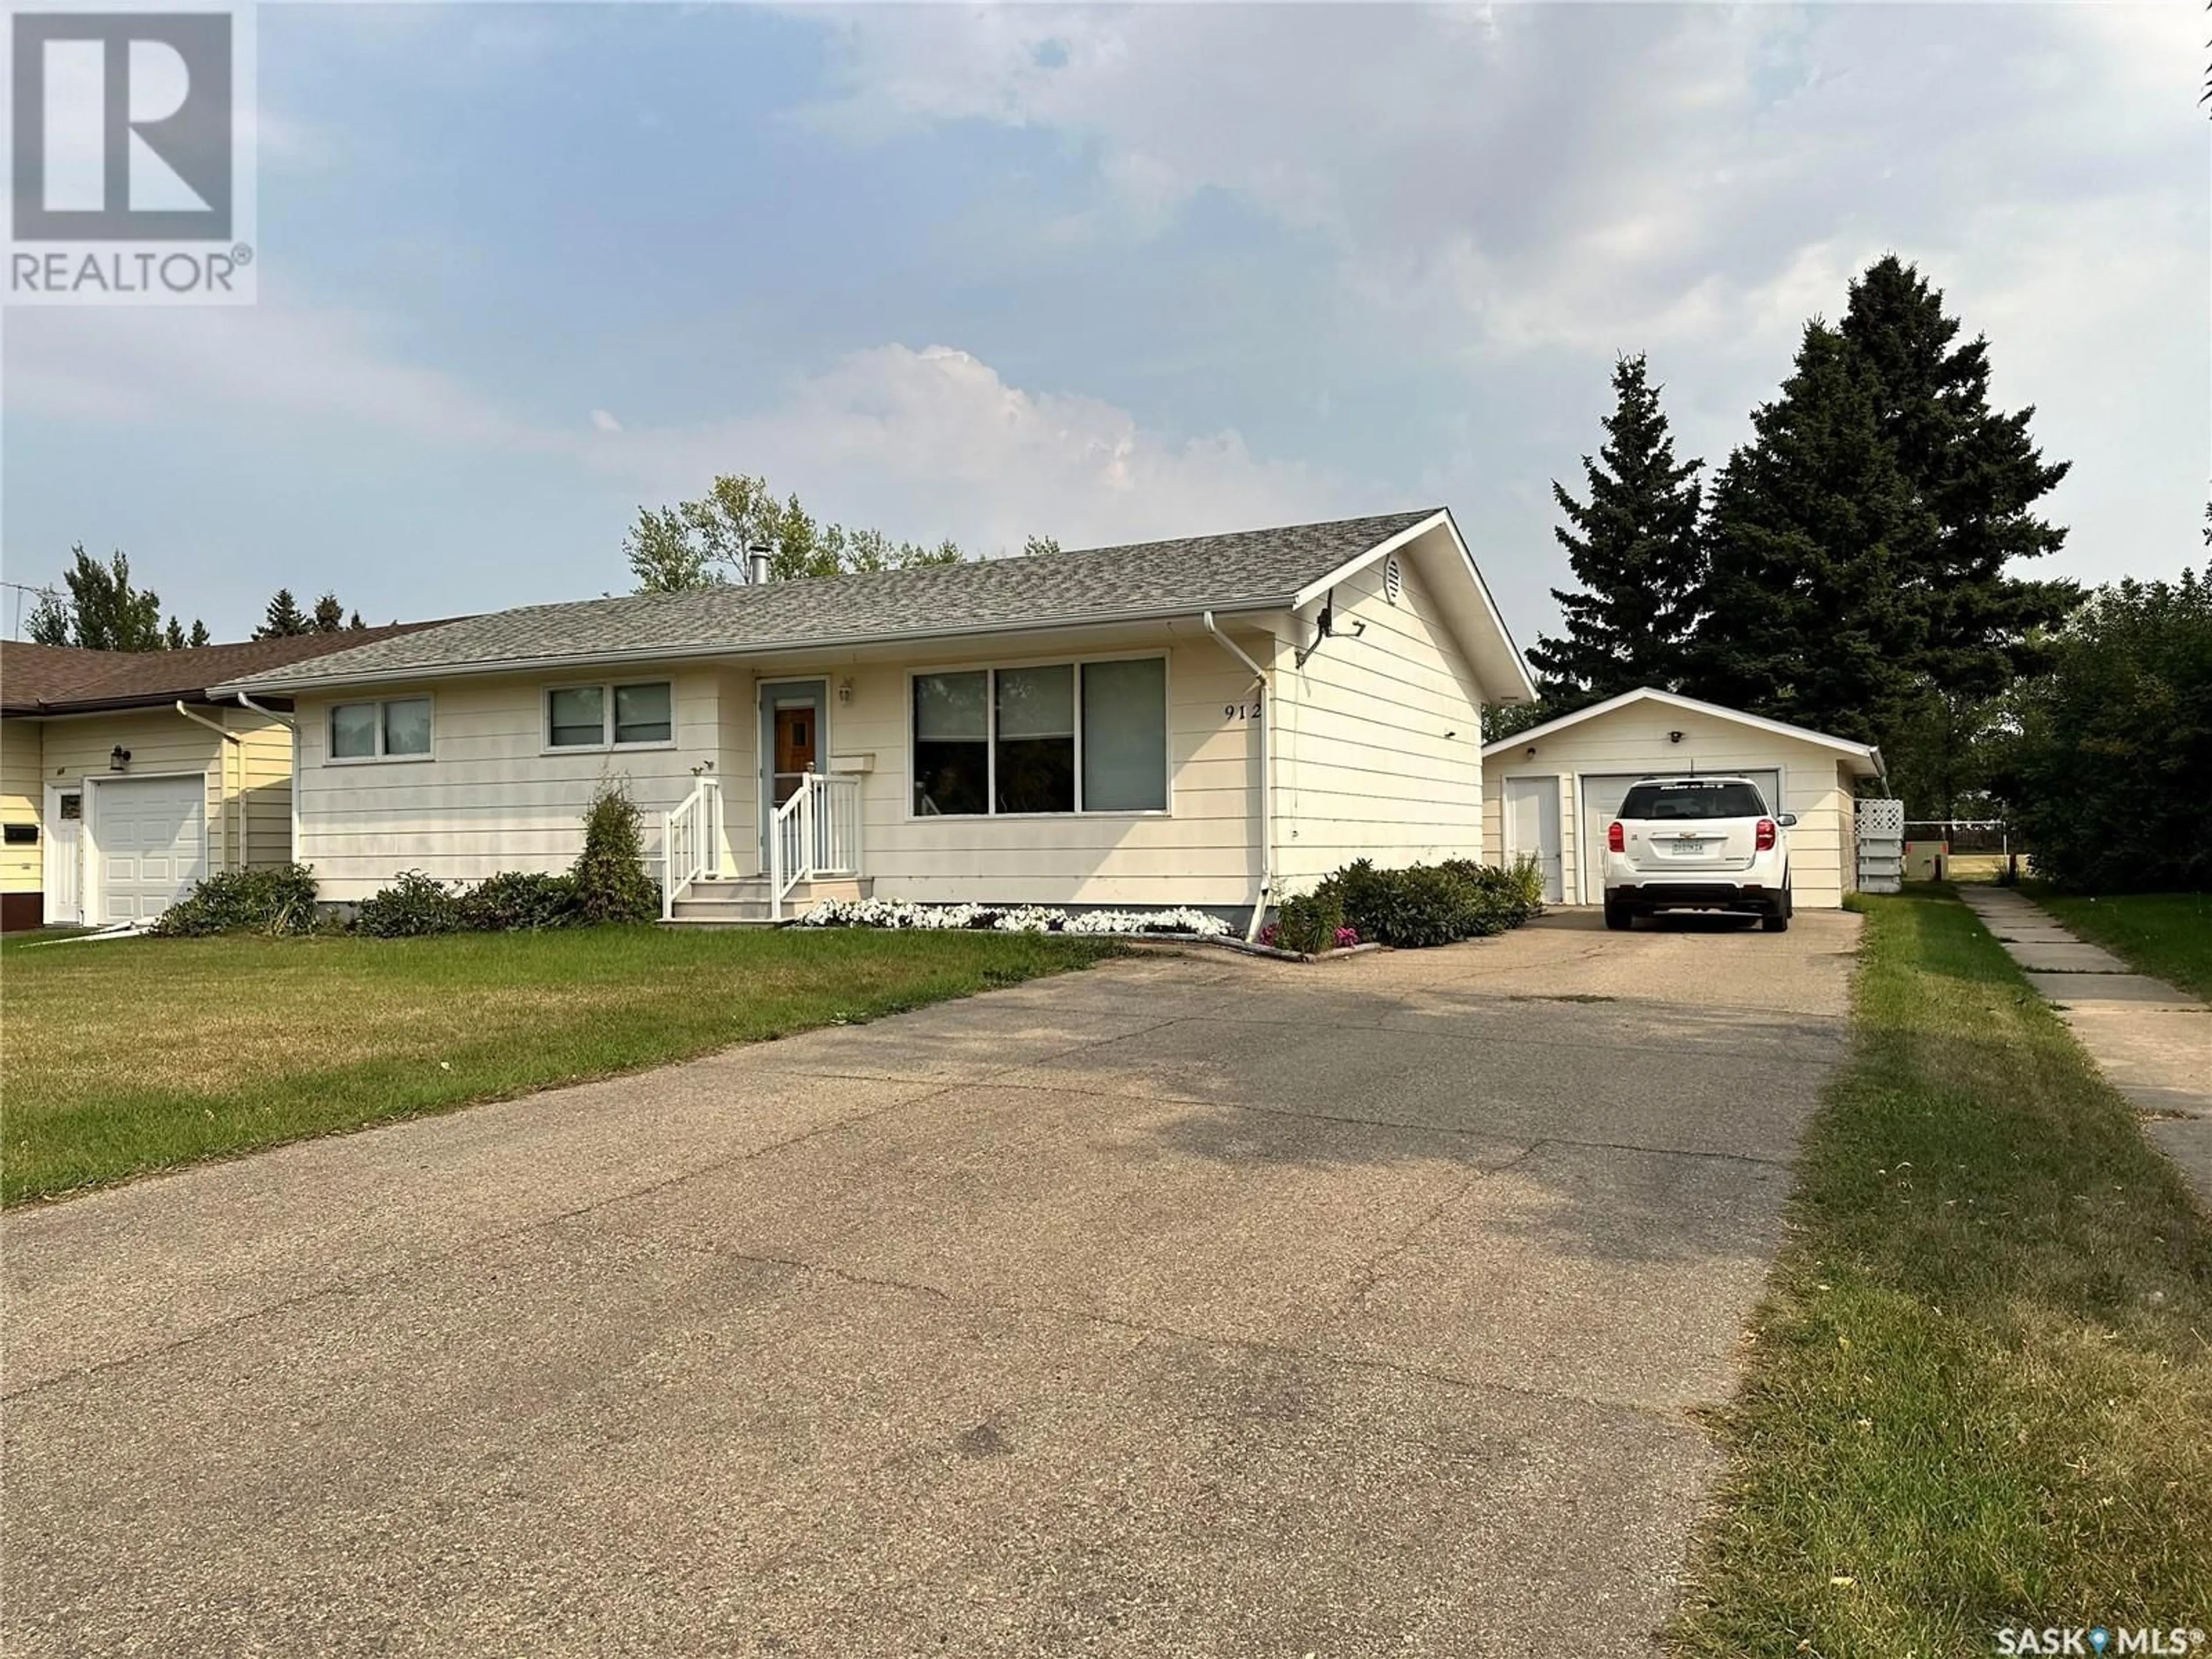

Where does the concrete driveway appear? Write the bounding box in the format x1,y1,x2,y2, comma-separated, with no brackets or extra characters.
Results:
2,908,1859,1657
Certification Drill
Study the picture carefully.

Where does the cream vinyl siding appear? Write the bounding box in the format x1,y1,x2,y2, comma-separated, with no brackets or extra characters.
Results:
1,719,43,895
1275,555,1486,884
1484,704,1860,908
763,632,1264,907
296,670,722,900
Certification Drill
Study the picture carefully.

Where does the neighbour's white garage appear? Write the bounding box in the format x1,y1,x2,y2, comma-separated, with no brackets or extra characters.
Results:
92,775,207,922
1482,688,1884,910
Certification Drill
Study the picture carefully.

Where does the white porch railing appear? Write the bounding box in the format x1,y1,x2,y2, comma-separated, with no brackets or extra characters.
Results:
661,776,724,921
768,771,862,921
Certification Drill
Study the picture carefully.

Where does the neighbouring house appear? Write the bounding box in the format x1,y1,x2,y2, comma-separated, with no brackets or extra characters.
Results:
217,510,1536,926
1480,687,1885,910
0,627,434,929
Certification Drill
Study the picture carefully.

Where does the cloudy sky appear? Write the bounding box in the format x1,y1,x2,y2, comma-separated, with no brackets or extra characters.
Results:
3,2,2203,647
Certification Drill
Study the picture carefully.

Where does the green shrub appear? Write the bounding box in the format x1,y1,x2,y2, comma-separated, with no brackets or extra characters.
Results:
356,869,465,937
1318,856,1544,949
572,782,660,925
1273,885,1344,955
151,863,321,937
460,870,578,932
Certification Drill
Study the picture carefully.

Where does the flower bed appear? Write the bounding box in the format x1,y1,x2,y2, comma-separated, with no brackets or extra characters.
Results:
797,899,1233,938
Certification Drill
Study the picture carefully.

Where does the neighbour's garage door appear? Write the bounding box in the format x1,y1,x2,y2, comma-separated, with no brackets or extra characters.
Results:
97,777,206,922
1580,768,1781,902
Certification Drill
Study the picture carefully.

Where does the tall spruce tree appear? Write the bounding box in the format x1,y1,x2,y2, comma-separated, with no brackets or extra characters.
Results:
1526,354,1705,704
256,588,310,639
1838,257,2076,814
1687,322,1934,744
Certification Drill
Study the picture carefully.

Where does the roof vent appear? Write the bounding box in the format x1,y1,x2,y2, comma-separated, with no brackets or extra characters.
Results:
748,544,772,586
1383,555,1403,604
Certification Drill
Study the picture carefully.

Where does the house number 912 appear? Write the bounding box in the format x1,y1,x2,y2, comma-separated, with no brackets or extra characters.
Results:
1223,699,1263,720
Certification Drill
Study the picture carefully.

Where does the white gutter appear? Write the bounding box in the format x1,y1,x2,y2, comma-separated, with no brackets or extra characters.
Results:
175,701,245,873
1202,610,1274,942
235,694,301,865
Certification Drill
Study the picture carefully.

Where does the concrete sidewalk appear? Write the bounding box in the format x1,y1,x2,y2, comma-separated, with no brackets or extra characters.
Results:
1958,886,2212,1202
3,911,1861,1657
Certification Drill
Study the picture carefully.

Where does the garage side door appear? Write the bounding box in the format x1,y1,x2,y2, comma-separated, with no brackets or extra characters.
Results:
1580,769,1782,898
97,777,207,922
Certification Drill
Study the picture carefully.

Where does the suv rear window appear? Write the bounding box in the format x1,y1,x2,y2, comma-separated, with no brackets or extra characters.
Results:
1619,781,1770,820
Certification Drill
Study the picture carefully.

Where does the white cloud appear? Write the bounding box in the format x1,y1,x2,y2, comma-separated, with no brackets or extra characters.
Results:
594,343,1365,553
589,408,623,433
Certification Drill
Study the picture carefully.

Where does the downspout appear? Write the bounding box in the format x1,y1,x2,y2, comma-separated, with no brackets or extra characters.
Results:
235,694,300,865
175,702,244,872
1201,610,1273,942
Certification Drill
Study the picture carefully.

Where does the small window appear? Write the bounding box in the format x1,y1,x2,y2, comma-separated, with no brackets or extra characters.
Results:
331,702,378,759
547,681,673,748
58,793,81,821
3,823,36,845
548,686,605,748
331,698,434,762
382,698,432,757
612,681,672,745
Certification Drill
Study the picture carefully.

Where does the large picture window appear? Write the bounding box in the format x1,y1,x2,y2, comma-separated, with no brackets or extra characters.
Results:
329,696,433,762
912,657,1167,816
547,681,673,749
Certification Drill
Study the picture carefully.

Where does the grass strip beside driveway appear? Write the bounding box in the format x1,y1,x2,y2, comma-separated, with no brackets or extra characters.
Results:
2029,890,2212,1002
1,926,1120,1206
1670,891,2212,1656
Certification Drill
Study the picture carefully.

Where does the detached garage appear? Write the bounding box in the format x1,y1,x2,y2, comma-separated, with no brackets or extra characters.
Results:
1481,687,1884,909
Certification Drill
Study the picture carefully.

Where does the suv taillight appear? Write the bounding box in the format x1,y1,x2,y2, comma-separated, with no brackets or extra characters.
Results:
1608,821,1625,853
1756,818,1777,851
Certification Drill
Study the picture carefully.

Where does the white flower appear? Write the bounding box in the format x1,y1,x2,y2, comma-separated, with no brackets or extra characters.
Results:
798,899,1231,937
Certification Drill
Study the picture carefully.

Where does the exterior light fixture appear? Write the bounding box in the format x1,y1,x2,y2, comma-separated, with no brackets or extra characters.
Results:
1668,730,1685,744
838,677,854,706
108,745,131,771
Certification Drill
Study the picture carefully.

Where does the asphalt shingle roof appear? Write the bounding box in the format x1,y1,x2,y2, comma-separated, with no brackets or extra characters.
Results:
221,510,1444,692
2,624,444,714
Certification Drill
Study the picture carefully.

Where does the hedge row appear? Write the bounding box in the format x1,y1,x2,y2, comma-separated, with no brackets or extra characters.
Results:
151,783,661,938
1277,856,1546,952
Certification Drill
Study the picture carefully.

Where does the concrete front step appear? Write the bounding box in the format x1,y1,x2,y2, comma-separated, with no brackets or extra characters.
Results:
665,874,872,927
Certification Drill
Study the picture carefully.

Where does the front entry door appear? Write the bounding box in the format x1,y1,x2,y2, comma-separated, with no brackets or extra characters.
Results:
773,704,819,806
44,787,81,925
759,681,828,866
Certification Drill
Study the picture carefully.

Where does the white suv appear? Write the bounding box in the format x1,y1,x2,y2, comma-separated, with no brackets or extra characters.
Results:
1601,775,1795,933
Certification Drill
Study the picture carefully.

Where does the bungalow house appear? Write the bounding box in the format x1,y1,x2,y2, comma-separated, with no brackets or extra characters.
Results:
0,627,432,929
217,510,1536,925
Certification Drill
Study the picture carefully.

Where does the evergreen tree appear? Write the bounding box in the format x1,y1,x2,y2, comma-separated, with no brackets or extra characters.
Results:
349,611,366,630
1685,323,1934,744
188,619,211,647
1839,256,2075,699
312,592,346,632
165,616,187,650
256,588,310,639
1525,355,1705,704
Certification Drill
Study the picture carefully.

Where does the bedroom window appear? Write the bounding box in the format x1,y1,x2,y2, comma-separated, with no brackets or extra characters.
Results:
912,657,1167,816
330,696,432,762
547,681,673,749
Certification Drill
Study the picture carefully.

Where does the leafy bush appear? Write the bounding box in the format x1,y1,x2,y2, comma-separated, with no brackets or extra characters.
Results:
1993,565,2211,893
1315,855,1544,949
1274,886,1344,955
355,869,466,937
573,782,660,925
151,863,321,937
460,870,578,932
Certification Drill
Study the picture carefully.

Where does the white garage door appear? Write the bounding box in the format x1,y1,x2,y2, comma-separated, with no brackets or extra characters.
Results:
96,777,207,922
1580,768,1781,902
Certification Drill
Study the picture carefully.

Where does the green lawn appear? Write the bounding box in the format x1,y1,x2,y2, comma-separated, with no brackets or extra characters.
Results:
1670,891,2212,1656
0,926,1121,1206
2030,890,2212,1002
